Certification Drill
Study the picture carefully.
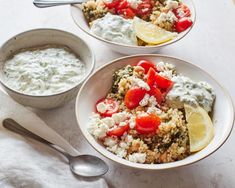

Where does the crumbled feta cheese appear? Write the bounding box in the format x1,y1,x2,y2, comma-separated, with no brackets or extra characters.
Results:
159,70,174,79
147,106,162,115
119,141,128,148
157,11,178,24
93,123,108,139
102,117,115,128
104,137,117,147
130,77,150,91
112,112,128,124
88,113,109,139
116,147,127,158
87,113,101,134
148,95,158,106
139,94,150,107
96,102,107,113
103,0,113,3
128,153,146,163
127,0,142,9
125,135,134,144
129,117,136,129
107,145,118,153
165,0,179,9
156,61,166,72
119,122,127,127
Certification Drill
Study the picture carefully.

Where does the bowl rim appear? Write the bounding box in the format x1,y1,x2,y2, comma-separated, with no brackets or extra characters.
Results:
75,54,235,170
0,28,95,98
70,0,196,49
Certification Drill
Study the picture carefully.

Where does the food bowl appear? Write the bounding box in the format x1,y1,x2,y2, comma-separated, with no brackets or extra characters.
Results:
0,29,95,109
70,0,196,55
75,54,234,170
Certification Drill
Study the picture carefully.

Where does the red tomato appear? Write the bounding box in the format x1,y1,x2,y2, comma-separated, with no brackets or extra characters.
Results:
107,123,129,137
116,0,129,11
135,114,161,134
175,17,193,33
147,86,164,105
124,87,146,109
105,0,119,9
136,3,152,16
146,67,156,88
137,60,156,74
96,98,119,117
173,4,191,19
153,87,163,104
155,74,173,90
118,8,135,19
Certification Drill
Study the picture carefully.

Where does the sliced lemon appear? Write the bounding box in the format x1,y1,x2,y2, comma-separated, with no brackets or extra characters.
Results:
133,17,177,45
184,104,214,152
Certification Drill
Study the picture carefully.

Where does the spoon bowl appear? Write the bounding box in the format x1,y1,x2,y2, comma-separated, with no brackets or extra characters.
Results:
69,155,108,177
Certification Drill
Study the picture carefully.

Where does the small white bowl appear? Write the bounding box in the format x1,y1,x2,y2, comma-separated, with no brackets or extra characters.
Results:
0,29,95,109
70,0,196,55
76,54,234,170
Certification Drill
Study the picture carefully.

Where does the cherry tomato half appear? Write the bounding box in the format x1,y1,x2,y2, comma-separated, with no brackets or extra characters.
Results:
124,87,146,109
135,114,161,134
104,0,120,9
136,3,152,16
147,67,156,88
118,8,136,19
155,74,173,90
96,98,119,117
137,60,157,74
175,17,193,33
173,4,191,19
116,0,129,11
149,87,164,104
107,123,129,137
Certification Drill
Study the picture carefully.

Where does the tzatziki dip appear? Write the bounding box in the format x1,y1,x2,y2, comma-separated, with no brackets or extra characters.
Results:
3,47,86,95
166,75,216,112
91,13,138,46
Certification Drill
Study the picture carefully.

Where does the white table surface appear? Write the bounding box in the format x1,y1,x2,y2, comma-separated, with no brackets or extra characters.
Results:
0,0,235,187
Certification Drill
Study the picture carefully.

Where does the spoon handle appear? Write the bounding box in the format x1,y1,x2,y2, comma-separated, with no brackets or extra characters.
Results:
33,0,85,8
3,118,71,158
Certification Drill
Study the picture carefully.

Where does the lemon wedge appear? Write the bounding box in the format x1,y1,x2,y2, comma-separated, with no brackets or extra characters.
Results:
133,17,177,45
184,104,214,152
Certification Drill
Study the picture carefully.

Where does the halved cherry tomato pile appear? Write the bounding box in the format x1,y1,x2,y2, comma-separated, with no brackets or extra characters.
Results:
96,60,174,136
96,98,119,117
104,0,153,19
124,60,173,109
173,4,193,33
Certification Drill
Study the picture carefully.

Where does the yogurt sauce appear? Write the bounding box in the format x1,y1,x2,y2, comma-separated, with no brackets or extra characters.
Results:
91,13,138,46
3,47,86,95
166,75,215,112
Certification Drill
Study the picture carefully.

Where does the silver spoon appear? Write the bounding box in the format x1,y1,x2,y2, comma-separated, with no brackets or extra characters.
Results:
3,118,108,177
33,0,85,8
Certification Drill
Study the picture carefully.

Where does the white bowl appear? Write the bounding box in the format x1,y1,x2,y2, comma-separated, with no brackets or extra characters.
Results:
76,54,234,170
70,0,196,55
0,29,95,109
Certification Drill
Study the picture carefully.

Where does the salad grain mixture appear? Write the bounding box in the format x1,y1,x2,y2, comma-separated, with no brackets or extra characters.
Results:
82,0,193,46
88,60,215,164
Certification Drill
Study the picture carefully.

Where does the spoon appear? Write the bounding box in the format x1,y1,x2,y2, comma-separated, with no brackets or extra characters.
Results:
3,118,108,177
33,0,85,8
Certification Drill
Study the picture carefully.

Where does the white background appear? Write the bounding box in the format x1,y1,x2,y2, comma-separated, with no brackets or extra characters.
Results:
0,0,235,187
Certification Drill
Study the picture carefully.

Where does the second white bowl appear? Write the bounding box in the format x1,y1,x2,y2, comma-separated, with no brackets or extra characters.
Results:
70,0,196,55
